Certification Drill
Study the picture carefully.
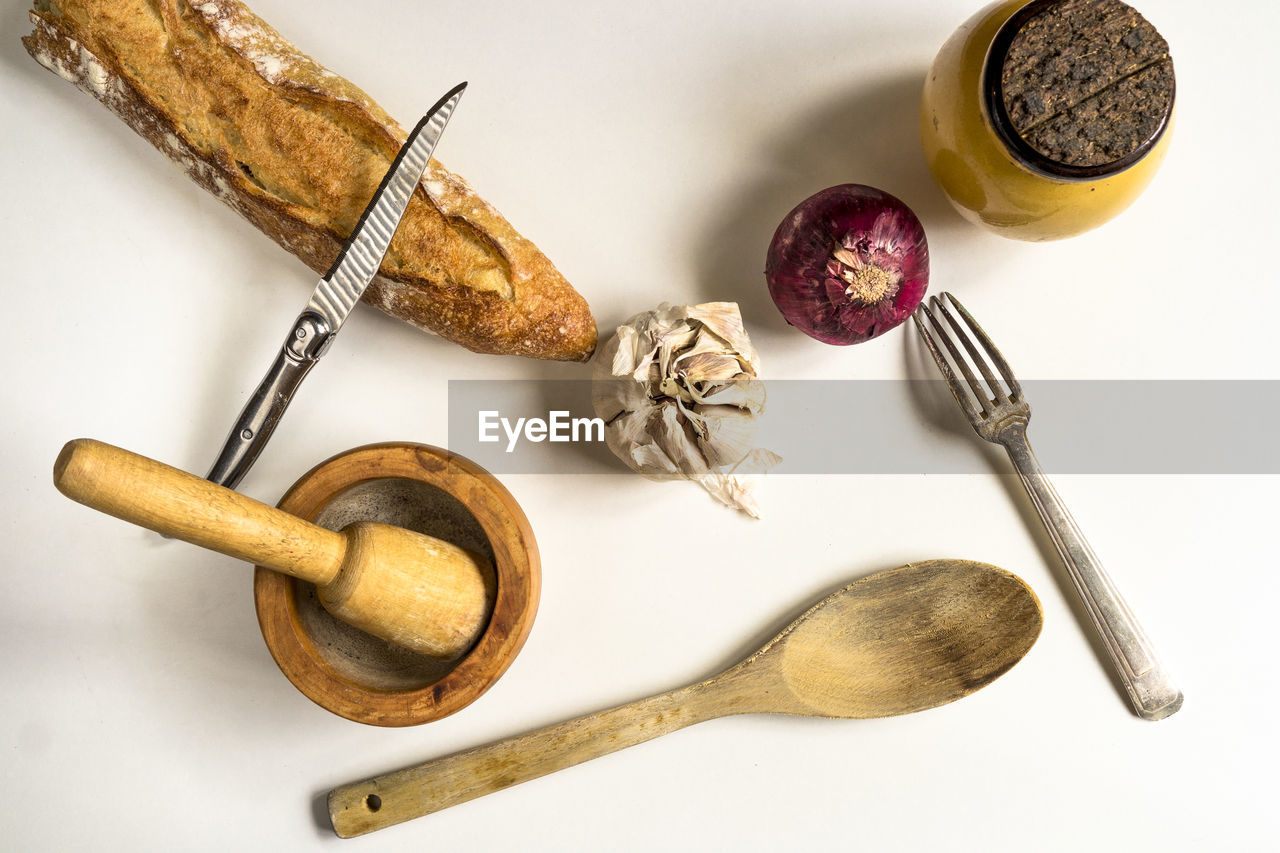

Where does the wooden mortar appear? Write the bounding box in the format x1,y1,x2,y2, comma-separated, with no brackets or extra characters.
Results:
254,443,540,726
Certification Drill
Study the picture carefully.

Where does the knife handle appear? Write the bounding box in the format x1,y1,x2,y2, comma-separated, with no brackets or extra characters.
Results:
206,311,332,490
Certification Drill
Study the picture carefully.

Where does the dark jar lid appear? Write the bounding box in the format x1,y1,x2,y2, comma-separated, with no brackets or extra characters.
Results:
982,0,1175,181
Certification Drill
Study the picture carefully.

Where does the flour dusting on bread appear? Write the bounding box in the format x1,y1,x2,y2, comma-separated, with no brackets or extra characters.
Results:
24,0,596,361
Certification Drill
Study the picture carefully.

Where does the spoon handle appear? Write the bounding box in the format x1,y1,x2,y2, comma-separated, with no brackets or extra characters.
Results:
328,682,716,837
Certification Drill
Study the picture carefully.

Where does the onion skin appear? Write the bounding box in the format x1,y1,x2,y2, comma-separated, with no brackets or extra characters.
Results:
766,184,929,345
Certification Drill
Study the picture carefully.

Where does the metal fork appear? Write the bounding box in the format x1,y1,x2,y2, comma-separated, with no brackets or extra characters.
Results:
913,292,1182,721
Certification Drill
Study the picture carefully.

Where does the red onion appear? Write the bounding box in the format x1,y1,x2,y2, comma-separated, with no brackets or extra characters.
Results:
765,184,929,345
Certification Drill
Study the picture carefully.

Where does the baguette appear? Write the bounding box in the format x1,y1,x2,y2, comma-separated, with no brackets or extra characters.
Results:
23,0,596,362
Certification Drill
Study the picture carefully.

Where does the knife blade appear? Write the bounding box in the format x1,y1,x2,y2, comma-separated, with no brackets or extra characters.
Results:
205,82,466,490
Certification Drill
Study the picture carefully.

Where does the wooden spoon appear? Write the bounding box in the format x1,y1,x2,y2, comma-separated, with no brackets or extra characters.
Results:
329,559,1042,836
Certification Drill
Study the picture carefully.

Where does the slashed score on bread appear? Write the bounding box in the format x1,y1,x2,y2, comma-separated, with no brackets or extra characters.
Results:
23,0,597,362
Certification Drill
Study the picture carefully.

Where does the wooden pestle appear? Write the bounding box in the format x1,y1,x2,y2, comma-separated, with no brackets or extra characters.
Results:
53,439,494,660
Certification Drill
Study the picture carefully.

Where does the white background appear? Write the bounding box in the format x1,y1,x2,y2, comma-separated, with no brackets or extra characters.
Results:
3,0,1276,849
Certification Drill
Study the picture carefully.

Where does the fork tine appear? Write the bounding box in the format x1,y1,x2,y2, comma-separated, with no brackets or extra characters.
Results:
920,296,992,415
911,303,984,423
943,293,1024,400
933,293,1007,403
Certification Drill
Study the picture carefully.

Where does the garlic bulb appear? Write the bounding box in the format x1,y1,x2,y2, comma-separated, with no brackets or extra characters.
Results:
591,302,781,517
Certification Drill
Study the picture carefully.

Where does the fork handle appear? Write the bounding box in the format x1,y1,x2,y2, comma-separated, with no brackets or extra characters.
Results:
1000,427,1182,721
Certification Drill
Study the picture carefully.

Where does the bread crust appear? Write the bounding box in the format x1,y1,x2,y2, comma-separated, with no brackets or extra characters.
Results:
23,0,597,362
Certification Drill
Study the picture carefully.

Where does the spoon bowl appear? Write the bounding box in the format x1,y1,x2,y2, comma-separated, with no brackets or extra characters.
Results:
750,560,1041,718
329,558,1042,836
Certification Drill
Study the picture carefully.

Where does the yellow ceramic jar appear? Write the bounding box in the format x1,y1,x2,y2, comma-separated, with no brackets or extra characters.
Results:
920,0,1174,241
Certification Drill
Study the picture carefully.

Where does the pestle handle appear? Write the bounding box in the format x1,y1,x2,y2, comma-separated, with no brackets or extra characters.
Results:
54,438,345,586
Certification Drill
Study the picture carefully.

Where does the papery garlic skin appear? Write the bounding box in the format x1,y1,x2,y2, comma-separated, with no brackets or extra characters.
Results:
591,303,780,518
